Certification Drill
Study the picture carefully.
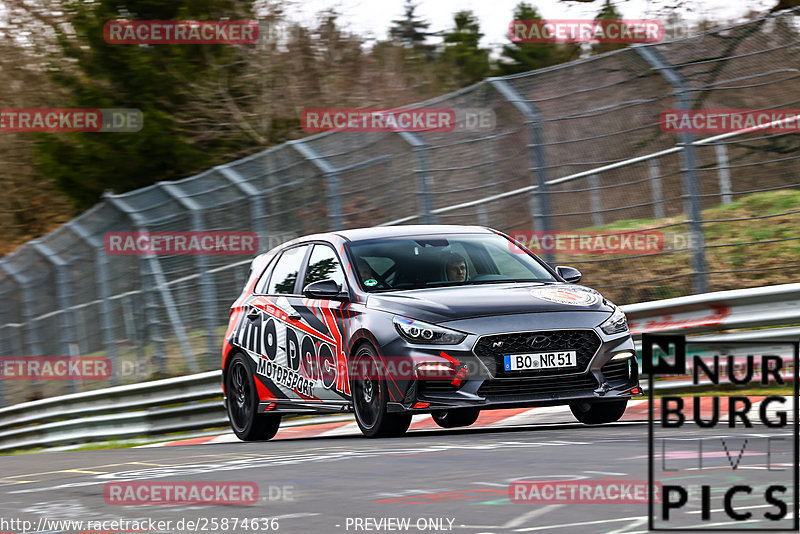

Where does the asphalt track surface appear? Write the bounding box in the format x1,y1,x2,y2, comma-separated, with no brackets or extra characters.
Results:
0,401,796,534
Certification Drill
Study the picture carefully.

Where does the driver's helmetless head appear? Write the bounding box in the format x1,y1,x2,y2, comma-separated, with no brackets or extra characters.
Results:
445,254,467,282
357,258,374,281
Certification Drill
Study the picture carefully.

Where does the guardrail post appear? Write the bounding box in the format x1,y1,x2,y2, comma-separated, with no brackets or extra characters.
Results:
0,261,44,399
291,141,344,230
104,195,198,374
216,164,268,248
159,183,218,368
648,158,665,219
398,132,435,225
589,174,603,227
715,143,733,205
30,242,79,394
635,45,708,294
67,221,120,385
477,204,490,227
488,78,553,263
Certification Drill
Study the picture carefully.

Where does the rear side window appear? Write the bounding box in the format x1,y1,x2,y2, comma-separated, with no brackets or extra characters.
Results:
267,245,309,294
254,257,277,294
304,245,346,290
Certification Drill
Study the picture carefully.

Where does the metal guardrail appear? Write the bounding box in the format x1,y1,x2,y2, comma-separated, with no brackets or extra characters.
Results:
622,283,800,336
0,371,223,452
1,284,798,452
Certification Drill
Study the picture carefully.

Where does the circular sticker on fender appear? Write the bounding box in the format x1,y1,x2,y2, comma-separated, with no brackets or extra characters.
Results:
530,287,599,306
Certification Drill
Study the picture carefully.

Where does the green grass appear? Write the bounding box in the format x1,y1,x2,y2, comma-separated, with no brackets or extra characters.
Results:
559,189,800,304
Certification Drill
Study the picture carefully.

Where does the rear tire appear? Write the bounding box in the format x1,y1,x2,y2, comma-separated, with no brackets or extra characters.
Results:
226,353,281,441
570,399,627,424
432,408,480,428
350,344,412,438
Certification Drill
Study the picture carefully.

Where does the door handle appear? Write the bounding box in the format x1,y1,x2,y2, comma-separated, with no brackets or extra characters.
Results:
287,312,301,321
246,310,260,321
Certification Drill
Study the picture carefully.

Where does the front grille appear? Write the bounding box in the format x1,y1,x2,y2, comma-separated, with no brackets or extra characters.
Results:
476,357,633,400
473,329,602,378
478,373,598,398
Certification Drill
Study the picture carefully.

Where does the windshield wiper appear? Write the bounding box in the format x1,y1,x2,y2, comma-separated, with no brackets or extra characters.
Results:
422,279,553,288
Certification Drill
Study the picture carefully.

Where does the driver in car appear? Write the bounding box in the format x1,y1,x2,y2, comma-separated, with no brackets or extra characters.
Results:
357,258,377,284
444,252,468,282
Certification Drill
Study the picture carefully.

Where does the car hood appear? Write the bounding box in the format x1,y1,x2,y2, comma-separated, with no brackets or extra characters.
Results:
365,282,616,323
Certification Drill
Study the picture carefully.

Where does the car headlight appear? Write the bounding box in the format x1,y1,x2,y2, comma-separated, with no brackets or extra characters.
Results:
600,306,628,335
393,316,467,345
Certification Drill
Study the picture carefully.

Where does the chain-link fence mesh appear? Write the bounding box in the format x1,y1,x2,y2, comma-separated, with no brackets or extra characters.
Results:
1,10,799,405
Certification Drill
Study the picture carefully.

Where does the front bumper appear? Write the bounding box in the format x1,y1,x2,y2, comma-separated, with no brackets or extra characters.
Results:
383,325,640,413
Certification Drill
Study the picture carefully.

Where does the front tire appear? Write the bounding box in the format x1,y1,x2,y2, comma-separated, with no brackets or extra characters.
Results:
350,344,412,438
226,353,281,441
570,399,627,424
432,408,480,428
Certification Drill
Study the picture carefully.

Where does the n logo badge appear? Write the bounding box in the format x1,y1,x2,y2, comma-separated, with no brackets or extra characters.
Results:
642,333,686,375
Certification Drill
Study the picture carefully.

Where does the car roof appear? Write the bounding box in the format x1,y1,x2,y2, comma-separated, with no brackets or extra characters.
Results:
332,225,493,242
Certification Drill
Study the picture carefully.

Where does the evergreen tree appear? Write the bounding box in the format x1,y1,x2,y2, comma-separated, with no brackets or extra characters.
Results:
496,2,580,76
389,0,433,54
591,0,627,55
34,0,257,209
440,10,490,87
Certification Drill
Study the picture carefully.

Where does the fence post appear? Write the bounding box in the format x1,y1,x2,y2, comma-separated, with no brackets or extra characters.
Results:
159,183,218,368
104,195,198,374
67,221,120,385
635,45,708,294
0,260,44,399
30,241,78,393
291,141,344,230
398,132,435,224
589,174,603,227
0,322,5,403
648,158,665,219
0,322,8,403
715,143,733,205
217,164,267,248
488,78,553,263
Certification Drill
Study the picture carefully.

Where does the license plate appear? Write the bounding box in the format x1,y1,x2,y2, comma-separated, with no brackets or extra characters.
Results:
503,351,577,371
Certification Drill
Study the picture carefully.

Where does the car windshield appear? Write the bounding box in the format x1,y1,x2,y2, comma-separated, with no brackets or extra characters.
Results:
348,233,558,291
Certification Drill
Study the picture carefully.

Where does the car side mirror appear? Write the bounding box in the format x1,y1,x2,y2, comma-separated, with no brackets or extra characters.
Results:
556,266,582,284
303,279,349,300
